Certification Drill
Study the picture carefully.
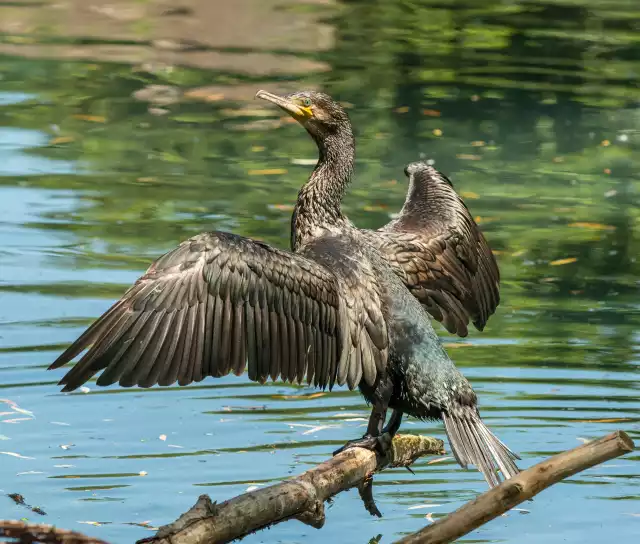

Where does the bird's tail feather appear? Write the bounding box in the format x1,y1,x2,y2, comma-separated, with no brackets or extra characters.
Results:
442,407,520,487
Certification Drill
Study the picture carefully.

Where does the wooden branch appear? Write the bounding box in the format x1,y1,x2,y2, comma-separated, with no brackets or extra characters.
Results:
395,430,635,544
138,434,445,544
0,520,109,544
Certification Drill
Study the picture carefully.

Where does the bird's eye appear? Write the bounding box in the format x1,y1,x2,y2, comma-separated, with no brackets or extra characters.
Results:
302,97,312,107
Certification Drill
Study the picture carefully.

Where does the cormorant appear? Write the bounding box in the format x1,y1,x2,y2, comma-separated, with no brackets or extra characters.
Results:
49,90,518,487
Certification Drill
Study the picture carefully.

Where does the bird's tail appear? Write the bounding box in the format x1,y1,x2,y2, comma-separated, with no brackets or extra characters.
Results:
442,406,520,487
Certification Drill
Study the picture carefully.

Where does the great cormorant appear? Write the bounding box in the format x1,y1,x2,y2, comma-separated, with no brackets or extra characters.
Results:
49,90,518,487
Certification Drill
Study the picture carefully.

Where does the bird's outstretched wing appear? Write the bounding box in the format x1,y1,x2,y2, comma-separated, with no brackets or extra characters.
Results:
362,162,499,337
49,231,387,392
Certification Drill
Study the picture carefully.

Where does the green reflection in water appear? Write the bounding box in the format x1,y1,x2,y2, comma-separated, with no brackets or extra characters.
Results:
0,1,639,543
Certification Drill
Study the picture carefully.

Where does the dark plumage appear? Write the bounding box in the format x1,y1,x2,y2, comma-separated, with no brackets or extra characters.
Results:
361,162,500,337
49,89,518,490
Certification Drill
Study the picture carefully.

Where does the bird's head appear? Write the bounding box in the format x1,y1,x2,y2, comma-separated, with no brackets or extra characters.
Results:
256,89,351,142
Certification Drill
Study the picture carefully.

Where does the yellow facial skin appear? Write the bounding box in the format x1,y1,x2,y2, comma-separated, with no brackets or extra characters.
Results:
256,90,313,123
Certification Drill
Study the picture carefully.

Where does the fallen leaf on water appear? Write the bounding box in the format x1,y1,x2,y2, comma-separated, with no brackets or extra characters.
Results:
460,191,479,199
268,203,295,212
305,392,327,400
251,145,265,152
474,216,499,224
422,109,441,117
363,205,387,212
433,129,443,136
442,343,472,349
471,140,485,147
601,139,610,147
137,177,156,183
511,249,526,257
568,222,615,231
395,106,409,113
457,154,482,161
604,168,612,174
426,456,452,465
550,257,578,266
72,114,106,123
248,168,287,176
8,494,24,505
123,521,157,529
50,136,74,145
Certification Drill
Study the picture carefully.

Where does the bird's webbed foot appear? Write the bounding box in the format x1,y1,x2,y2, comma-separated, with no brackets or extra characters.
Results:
332,432,392,457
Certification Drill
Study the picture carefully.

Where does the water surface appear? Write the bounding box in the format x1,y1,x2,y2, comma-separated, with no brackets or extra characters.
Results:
0,1,638,542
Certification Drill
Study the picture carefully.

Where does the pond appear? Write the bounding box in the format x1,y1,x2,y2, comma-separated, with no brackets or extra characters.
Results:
0,1,638,542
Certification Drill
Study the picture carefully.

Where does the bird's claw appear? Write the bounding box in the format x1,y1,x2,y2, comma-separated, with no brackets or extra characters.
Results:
333,433,392,457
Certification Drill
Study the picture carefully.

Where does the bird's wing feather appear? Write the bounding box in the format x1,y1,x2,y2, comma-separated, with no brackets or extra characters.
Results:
49,231,385,392
304,237,389,390
362,165,499,337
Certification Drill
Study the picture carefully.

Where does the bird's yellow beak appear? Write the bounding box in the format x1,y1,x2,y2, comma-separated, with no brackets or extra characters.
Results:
256,90,313,122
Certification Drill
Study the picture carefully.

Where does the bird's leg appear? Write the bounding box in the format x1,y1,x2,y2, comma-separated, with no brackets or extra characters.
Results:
333,403,389,456
382,409,414,474
382,409,402,437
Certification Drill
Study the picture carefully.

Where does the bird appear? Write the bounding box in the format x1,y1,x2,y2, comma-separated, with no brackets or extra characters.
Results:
48,89,518,489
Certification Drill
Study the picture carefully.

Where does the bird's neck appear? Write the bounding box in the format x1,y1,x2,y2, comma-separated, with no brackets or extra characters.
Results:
292,129,355,250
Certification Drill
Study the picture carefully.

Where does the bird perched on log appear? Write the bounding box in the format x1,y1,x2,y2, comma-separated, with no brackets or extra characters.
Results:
49,89,518,488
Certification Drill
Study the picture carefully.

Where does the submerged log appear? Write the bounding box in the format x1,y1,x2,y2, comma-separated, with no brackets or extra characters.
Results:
138,434,445,544
395,430,635,544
